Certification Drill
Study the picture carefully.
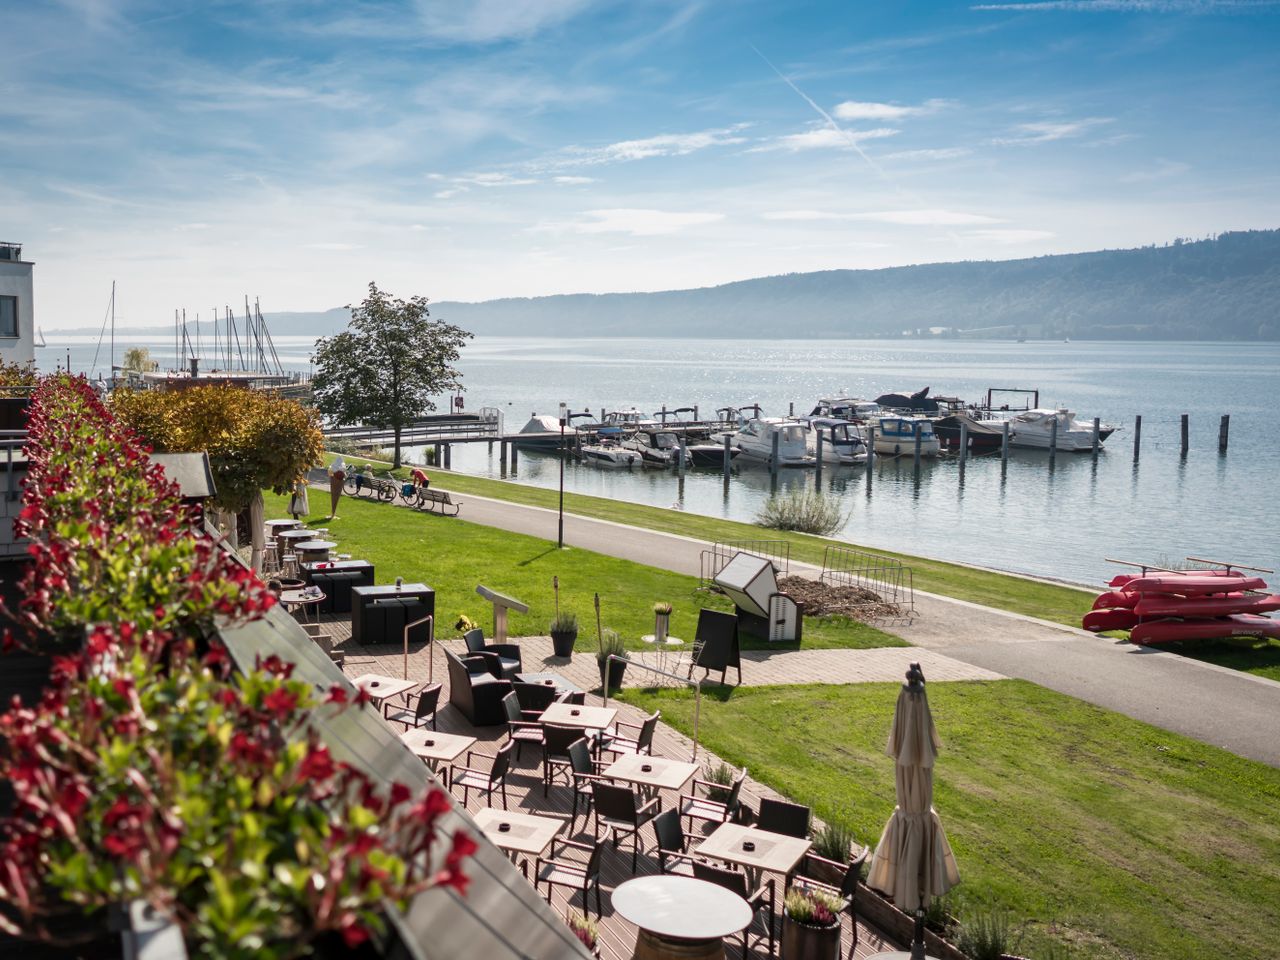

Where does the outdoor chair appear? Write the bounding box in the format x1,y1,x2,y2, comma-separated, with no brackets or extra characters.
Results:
566,738,609,830
327,650,345,671
794,846,870,956
598,709,660,759
535,837,603,919
462,627,523,680
652,808,697,876
542,724,585,796
693,859,776,958
450,741,514,810
757,797,811,839
501,691,546,762
592,781,660,873
444,649,513,727
679,766,747,832
557,689,586,706
384,683,441,731
512,680,558,717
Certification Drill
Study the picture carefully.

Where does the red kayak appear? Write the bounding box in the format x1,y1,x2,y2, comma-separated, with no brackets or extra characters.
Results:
1121,574,1265,596
1134,593,1280,619
1093,591,1142,610
1129,614,1280,646
1083,609,1139,632
1108,569,1237,588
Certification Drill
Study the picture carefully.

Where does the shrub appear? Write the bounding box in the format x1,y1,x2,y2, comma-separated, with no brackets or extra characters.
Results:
956,907,1016,960
0,358,39,388
454,613,479,634
784,887,843,926
549,611,578,633
597,628,626,661
811,821,857,864
756,489,848,536
653,601,672,615
703,760,737,803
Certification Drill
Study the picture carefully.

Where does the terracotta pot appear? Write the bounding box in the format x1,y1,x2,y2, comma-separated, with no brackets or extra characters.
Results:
781,911,841,960
550,628,577,659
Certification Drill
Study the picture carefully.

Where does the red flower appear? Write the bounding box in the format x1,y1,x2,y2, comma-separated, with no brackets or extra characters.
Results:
340,920,370,948
297,745,336,783
389,782,411,806
262,686,298,718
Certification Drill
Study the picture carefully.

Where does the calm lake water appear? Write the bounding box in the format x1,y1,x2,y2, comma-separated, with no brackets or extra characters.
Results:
41,334,1279,586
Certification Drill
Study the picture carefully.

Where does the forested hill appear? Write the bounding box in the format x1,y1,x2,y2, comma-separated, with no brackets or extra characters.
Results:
418,229,1279,341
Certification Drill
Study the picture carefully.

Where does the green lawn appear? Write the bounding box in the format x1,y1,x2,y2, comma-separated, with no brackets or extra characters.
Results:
263,491,903,652
332,452,1095,629
618,681,1280,960
1153,636,1280,683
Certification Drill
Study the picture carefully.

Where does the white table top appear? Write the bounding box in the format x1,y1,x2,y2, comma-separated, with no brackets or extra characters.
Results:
295,539,337,550
695,822,812,876
352,674,418,702
612,875,752,940
265,518,301,528
541,701,617,731
472,808,565,856
400,729,475,764
603,754,698,792
641,634,685,647
280,589,325,605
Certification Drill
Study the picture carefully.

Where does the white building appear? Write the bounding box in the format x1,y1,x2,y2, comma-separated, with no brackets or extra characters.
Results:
0,242,35,367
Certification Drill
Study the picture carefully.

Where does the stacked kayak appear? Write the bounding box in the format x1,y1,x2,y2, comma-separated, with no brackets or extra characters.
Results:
1084,569,1280,645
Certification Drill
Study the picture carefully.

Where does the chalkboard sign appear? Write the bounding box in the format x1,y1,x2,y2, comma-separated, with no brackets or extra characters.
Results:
690,608,741,685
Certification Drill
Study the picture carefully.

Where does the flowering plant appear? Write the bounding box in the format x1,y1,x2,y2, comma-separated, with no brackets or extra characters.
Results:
566,911,598,950
0,376,474,958
784,887,844,926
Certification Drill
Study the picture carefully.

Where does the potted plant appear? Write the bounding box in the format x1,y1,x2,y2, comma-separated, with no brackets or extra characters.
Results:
549,611,578,659
808,822,858,885
782,887,843,960
652,601,672,642
566,911,600,958
597,629,628,689
454,614,478,635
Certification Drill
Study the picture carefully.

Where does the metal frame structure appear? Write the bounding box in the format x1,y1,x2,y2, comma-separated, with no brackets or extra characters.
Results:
698,539,790,587
819,545,916,618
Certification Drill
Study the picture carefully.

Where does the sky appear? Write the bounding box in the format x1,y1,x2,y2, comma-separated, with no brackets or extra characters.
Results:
5,0,1279,329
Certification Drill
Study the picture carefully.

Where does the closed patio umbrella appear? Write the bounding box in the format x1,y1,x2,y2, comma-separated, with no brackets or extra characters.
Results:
867,663,960,960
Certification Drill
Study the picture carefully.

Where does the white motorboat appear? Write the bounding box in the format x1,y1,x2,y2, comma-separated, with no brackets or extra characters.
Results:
806,418,868,465
982,408,1116,451
514,414,577,450
872,416,941,457
623,429,681,466
807,397,882,423
723,417,813,467
579,439,642,467
598,409,657,437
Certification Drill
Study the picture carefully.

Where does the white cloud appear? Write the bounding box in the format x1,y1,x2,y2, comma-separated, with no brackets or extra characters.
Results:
832,99,950,121
553,175,597,184
304,242,362,251
409,224,429,231
883,147,972,161
543,208,725,236
433,189,463,199
454,172,538,187
554,126,751,166
964,229,1055,243
972,1,1273,12
175,222,209,231
1118,159,1190,182
765,209,1002,225
412,0,599,43
749,127,899,153
993,117,1114,145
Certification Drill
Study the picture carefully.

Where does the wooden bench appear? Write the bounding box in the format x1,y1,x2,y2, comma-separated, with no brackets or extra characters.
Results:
418,488,461,516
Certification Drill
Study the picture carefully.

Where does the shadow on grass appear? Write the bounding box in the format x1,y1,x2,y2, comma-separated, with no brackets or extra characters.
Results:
1167,636,1280,679
515,545,562,567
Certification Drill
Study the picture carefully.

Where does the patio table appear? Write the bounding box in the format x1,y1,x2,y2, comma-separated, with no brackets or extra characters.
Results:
279,588,324,624
641,633,685,673
613,875,750,959
515,672,583,696
695,822,811,888
265,518,301,532
352,674,418,706
400,729,475,787
472,808,565,874
540,701,616,731
602,753,698,801
294,539,337,563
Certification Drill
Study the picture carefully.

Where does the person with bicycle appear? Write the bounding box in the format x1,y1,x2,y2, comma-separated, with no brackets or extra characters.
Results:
410,466,430,490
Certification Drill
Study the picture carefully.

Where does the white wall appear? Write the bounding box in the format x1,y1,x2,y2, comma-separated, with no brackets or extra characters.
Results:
0,258,36,366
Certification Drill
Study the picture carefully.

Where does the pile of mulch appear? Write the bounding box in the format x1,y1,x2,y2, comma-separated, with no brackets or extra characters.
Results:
778,575,901,621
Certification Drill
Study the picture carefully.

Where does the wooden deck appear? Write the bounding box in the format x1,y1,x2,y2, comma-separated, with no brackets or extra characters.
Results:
308,611,899,960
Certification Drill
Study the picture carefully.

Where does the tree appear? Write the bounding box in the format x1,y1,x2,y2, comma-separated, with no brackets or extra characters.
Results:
311,282,472,467
122,347,157,372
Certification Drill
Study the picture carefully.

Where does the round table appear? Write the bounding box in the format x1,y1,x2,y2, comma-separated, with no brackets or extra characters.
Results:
294,539,337,563
641,634,684,674
613,875,751,960
265,518,301,532
280,589,325,624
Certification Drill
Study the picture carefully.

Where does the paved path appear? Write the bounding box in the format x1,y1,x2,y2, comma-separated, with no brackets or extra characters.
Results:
323,478,1280,766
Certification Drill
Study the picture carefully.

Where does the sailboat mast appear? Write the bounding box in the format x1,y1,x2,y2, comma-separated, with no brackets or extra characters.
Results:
109,281,115,381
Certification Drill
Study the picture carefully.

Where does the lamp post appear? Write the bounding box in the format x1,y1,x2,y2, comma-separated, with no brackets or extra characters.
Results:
558,402,567,549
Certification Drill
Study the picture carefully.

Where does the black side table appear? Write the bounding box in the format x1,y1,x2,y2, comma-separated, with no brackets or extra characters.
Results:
302,560,375,614
351,583,435,645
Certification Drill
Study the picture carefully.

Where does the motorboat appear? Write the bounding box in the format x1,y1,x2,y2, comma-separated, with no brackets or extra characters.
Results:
872,416,940,457
722,416,813,467
513,413,579,450
624,428,741,467
806,418,868,465
807,397,882,423
579,438,642,467
597,409,657,436
981,408,1116,451
932,412,1005,452
875,386,940,414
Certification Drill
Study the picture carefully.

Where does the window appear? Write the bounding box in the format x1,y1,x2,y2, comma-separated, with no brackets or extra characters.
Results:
0,296,15,338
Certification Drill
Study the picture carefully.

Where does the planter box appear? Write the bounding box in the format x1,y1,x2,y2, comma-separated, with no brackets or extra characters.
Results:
856,885,966,960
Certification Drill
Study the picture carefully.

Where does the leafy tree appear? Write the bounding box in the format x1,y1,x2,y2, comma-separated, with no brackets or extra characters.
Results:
122,346,157,372
311,282,472,467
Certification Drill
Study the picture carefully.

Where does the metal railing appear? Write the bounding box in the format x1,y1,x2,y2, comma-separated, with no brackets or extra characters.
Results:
601,654,704,761
699,539,791,586
820,544,916,617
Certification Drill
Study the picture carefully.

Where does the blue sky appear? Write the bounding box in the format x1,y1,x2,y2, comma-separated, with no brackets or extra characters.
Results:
6,0,1279,329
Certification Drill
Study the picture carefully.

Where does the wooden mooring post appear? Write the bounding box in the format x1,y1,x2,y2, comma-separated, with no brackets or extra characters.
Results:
677,433,687,473
815,430,824,483
912,422,922,470
1048,417,1058,464
1091,417,1100,458
1133,415,1142,461
723,434,732,481
1219,414,1230,454
499,441,508,470
1001,421,1010,462
1180,414,1190,457
958,420,969,464
510,443,518,469
770,431,780,478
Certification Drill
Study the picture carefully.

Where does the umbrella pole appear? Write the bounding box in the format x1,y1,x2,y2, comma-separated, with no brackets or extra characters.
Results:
911,908,926,960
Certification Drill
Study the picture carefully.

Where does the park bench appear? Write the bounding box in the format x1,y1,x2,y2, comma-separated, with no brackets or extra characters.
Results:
419,488,461,516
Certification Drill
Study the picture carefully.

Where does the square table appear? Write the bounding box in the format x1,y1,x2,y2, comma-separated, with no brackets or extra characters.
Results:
515,672,583,695
351,583,434,645
602,753,698,801
540,701,616,731
695,822,812,886
400,729,475,787
352,673,418,706
472,808,566,874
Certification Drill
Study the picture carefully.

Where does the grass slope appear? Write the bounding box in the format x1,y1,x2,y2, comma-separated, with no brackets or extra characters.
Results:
264,491,902,652
619,681,1280,960
333,455,1095,628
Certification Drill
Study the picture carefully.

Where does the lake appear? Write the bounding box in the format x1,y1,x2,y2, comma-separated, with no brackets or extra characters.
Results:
40,334,1279,586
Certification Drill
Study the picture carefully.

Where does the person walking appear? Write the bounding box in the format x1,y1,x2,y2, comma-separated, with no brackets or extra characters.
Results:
327,456,347,518
288,478,310,520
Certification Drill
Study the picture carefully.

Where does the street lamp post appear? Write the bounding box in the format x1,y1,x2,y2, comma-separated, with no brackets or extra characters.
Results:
558,402,567,549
